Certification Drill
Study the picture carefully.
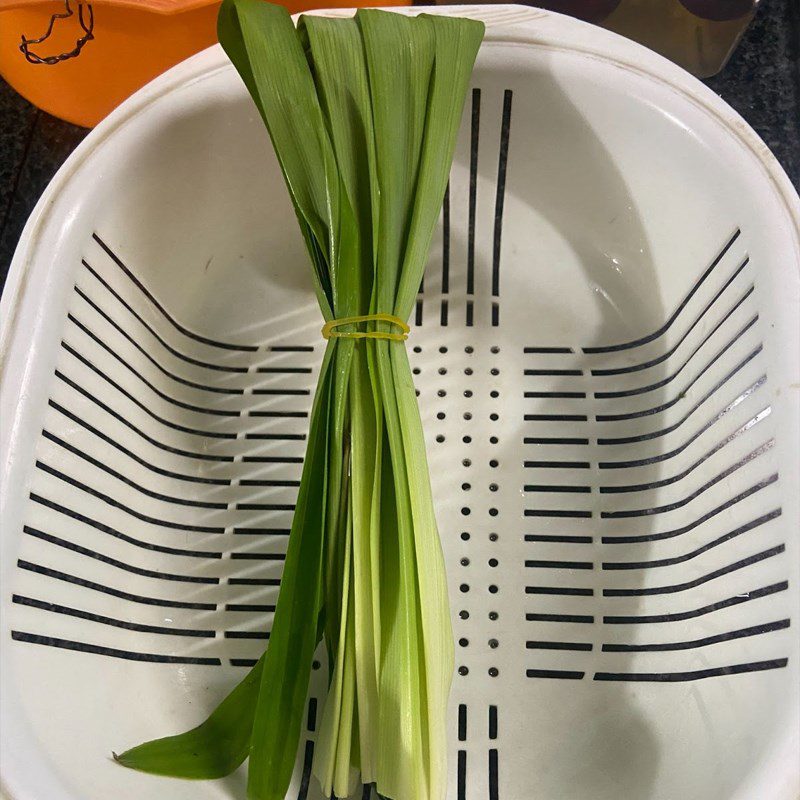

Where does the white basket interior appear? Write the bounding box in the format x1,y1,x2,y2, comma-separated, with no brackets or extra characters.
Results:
1,7,799,800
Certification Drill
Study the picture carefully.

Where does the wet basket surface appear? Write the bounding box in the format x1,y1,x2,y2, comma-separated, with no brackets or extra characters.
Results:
1,6,799,800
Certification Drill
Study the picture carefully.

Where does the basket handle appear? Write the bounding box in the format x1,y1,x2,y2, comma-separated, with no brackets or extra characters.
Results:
19,0,95,65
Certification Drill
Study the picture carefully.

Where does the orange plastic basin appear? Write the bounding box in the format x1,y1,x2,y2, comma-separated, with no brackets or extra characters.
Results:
0,0,408,128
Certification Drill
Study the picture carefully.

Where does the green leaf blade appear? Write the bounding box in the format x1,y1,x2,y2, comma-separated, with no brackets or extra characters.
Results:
113,658,263,779
117,7,483,800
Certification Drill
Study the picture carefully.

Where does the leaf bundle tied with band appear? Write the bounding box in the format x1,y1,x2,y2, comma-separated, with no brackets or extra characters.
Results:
114,3,483,798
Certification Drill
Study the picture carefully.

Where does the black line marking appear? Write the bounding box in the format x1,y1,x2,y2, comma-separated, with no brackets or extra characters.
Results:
242,456,303,464
603,619,790,652
524,346,574,354
525,391,586,399
256,366,312,374
230,658,258,667
525,414,588,422
489,705,498,739
467,88,480,298
489,748,499,800
524,484,591,493
11,631,221,664
226,603,276,612
23,526,219,584
74,290,245,398
524,460,591,469
48,400,230,485
13,595,214,637
440,298,449,326
466,299,474,327
36,461,225,534
67,312,244,410
526,669,585,679
524,509,592,519
252,388,310,396
603,581,787,624
583,229,741,353
416,298,423,327
236,503,295,511
526,586,594,596
230,552,286,561
42,431,227,509
82,259,249,373
603,545,784,597
526,613,594,623
223,630,270,640
602,442,773,517
594,316,758,402
525,559,593,570
307,697,318,731
603,510,782,570
61,343,237,439
592,268,755,377
525,534,593,544
597,338,762,426
92,232,257,352
492,89,512,299
271,345,313,353
594,324,763,422
298,739,315,800
458,703,467,741
526,640,593,651
233,527,291,536
457,749,466,800
30,494,221,559
491,301,499,327
17,560,216,610
248,410,308,418
594,659,788,682
525,369,582,376
599,374,766,469
600,412,771,493
592,272,752,377
228,577,281,586
245,433,306,441
442,182,450,294
606,365,765,459
55,371,235,462
601,475,778,544
524,437,589,445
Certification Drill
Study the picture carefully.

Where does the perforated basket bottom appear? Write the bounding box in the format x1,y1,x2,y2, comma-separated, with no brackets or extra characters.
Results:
3,34,798,800
8,212,792,800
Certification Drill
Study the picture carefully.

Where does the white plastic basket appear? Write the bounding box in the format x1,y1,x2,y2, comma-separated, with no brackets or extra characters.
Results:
1,6,799,800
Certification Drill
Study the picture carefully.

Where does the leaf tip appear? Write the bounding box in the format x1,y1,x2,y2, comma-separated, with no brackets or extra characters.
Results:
112,749,134,768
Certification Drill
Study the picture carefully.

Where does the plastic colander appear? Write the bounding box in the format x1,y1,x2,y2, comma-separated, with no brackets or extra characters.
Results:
1,5,798,800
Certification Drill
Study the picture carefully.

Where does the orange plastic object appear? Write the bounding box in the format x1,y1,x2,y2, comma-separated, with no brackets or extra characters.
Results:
0,0,408,128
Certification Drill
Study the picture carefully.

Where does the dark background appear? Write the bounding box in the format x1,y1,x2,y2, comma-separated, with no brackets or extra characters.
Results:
1,0,798,290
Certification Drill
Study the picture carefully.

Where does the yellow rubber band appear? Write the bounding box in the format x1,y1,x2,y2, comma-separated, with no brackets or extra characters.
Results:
321,313,410,342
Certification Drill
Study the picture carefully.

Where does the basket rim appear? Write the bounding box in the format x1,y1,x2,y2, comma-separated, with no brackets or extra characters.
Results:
2,6,799,800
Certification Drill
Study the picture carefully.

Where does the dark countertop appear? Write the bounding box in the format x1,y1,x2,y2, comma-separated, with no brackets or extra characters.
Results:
1,0,798,289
